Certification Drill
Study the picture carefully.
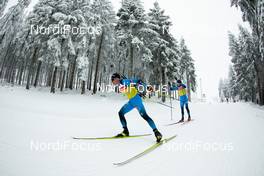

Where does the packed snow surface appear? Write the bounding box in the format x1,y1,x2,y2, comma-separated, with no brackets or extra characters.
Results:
1,86,264,176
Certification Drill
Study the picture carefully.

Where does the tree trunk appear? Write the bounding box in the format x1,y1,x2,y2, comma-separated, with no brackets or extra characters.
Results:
16,59,24,84
0,39,14,79
255,61,264,105
69,51,78,90
46,65,53,87
93,29,104,94
88,57,95,90
26,47,38,90
75,74,79,90
259,69,264,105
65,65,70,89
6,56,16,83
85,36,93,90
81,80,85,94
58,68,63,88
10,61,17,85
50,66,58,93
60,69,66,92
34,60,42,87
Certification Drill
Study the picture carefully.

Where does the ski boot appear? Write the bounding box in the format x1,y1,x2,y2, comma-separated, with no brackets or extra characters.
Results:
116,127,129,137
178,118,184,123
187,116,192,121
154,129,162,143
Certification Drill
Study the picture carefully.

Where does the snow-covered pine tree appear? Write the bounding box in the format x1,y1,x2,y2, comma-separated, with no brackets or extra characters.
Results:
228,65,238,101
0,0,30,82
231,0,264,105
115,0,153,79
237,26,257,102
228,26,257,102
147,1,182,102
25,0,96,93
178,38,196,101
218,78,224,101
0,0,197,97
0,0,9,17
91,0,116,94
218,78,230,102
147,1,172,86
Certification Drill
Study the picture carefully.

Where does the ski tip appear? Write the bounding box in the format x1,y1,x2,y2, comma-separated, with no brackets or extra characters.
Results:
113,163,122,166
113,134,177,166
161,135,177,143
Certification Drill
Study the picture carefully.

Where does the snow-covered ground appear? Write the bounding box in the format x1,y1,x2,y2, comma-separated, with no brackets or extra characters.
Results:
1,85,264,176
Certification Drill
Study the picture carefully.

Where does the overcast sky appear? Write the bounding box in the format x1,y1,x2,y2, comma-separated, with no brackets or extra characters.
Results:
5,0,249,99
110,0,249,99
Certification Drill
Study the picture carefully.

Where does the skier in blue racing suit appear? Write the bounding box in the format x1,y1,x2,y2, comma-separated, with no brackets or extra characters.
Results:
111,73,162,142
170,79,191,122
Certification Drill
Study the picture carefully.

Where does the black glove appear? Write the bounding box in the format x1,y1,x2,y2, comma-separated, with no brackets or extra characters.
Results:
139,92,146,99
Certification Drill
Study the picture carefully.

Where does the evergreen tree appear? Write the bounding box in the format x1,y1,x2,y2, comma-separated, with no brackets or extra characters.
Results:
227,26,257,102
91,0,116,94
0,0,9,17
231,0,264,105
177,39,196,100
0,0,30,81
228,65,238,101
0,0,197,97
148,1,174,85
116,0,153,78
147,1,181,101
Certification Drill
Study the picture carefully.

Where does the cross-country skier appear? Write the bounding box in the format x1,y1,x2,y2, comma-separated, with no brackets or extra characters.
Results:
169,79,191,122
111,73,163,142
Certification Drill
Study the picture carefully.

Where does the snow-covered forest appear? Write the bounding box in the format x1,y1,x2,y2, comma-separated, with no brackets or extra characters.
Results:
1,1,264,176
219,0,264,105
0,0,196,98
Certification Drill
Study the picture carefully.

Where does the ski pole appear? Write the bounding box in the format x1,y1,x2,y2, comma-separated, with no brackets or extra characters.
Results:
168,81,173,120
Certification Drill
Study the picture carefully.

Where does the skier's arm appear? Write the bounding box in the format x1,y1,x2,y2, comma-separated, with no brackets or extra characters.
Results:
135,79,148,98
120,79,132,86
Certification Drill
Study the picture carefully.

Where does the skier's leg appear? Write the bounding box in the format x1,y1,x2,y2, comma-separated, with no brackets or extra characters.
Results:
128,95,157,130
137,104,157,130
118,102,134,129
180,101,184,121
136,101,162,142
185,102,191,119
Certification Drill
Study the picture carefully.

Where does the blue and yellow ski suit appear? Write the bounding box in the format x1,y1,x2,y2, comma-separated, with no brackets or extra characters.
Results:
118,79,157,130
170,83,191,118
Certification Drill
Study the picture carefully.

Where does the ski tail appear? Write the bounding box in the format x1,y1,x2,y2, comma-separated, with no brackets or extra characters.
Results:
181,119,195,125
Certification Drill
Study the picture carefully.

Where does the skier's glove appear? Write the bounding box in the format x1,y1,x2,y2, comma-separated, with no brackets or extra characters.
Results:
139,92,146,99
